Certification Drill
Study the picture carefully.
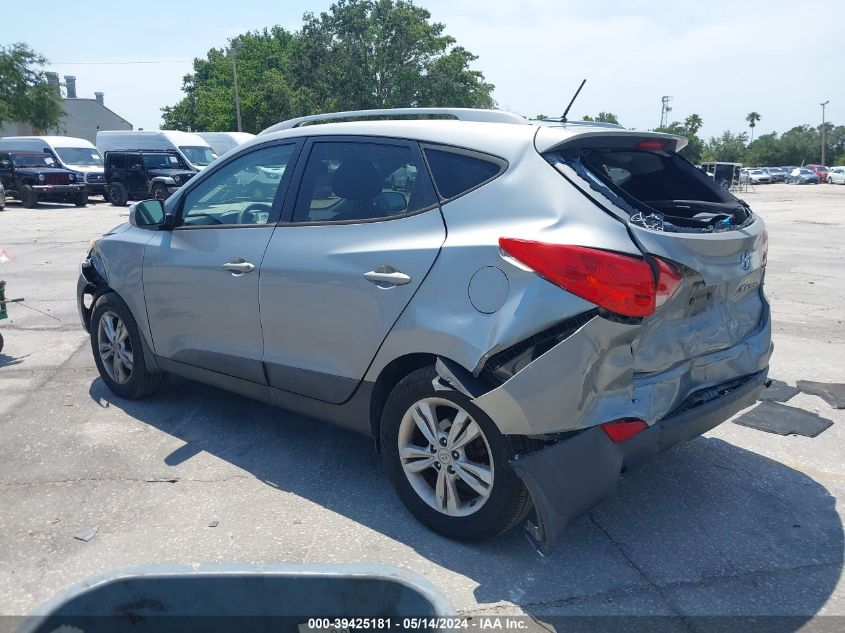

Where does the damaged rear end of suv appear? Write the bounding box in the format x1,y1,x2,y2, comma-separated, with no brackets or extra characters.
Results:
409,122,771,554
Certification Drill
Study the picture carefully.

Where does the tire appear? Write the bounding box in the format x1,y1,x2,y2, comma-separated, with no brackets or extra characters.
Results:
21,185,38,208
0,331,4,354
107,182,129,207
90,292,164,399
74,191,88,207
380,366,539,542
151,183,169,200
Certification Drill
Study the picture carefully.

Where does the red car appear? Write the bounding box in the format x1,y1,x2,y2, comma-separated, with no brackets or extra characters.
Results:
805,164,829,183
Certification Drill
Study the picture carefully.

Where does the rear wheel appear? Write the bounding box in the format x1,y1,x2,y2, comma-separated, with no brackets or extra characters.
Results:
107,182,128,206
381,366,537,541
90,293,164,399
21,185,38,208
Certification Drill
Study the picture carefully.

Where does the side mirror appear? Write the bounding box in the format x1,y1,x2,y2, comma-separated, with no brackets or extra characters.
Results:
129,199,171,230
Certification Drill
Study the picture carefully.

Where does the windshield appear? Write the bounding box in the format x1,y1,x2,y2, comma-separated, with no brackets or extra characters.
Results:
800,169,814,175
10,152,56,168
142,153,186,170
179,145,218,167
54,147,103,167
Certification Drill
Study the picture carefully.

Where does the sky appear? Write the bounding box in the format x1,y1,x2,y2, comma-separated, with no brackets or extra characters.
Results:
5,0,844,139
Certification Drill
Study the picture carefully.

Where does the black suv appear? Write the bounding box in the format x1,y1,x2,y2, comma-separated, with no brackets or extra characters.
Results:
104,150,197,206
0,151,87,208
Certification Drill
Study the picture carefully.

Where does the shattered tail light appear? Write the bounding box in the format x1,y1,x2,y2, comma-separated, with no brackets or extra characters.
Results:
601,418,649,442
498,238,682,317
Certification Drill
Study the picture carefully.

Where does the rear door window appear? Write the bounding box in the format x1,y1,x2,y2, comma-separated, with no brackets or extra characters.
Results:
293,140,437,223
423,147,505,200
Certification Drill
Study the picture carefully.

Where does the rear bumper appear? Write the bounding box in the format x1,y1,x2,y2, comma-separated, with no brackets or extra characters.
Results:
513,368,768,554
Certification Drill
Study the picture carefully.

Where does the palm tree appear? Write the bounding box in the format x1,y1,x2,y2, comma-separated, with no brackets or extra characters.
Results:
684,113,703,135
746,112,761,142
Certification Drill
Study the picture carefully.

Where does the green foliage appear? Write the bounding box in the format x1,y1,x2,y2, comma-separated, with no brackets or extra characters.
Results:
702,130,749,163
162,0,494,132
745,111,761,142
656,113,704,164
582,112,620,124
0,43,64,131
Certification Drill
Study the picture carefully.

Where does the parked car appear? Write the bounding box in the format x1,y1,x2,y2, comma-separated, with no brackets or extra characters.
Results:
786,167,820,184
78,108,770,552
760,167,786,182
97,130,218,172
827,166,845,184
740,168,772,184
0,136,106,197
104,150,197,206
197,132,256,157
780,166,799,175
0,150,87,207
804,164,829,183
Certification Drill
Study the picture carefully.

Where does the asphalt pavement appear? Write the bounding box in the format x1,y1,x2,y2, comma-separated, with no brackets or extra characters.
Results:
0,185,843,628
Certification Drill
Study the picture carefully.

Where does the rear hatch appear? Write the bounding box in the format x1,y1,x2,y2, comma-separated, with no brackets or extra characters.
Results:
535,128,768,376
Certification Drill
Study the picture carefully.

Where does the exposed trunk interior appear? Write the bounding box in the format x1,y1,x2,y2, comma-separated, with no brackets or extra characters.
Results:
549,147,754,233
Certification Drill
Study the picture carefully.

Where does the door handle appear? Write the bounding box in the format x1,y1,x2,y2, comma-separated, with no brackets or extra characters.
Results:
363,268,411,287
222,259,255,275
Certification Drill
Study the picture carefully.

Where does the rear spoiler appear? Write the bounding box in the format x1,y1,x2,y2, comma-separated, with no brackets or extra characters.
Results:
535,128,687,154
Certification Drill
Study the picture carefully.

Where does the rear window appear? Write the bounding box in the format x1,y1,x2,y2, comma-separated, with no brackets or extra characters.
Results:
552,147,752,232
423,147,504,200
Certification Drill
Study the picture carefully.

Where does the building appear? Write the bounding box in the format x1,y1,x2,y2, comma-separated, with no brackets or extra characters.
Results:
0,74,132,144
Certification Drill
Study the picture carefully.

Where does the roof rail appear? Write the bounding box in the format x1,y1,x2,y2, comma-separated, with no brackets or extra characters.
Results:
260,108,528,134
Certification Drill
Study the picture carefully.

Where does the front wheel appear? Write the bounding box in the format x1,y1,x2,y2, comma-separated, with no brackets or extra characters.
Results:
151,183,169,200
21,185,38,208
381,366,536,541
90,293,164,399
74,191,88,207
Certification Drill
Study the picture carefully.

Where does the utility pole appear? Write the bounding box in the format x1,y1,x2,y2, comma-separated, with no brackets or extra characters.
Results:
660,96,673,128
230,38,244,133
820,100,829,165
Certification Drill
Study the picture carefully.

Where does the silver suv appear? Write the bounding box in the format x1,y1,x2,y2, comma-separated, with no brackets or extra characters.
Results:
77,108,771,552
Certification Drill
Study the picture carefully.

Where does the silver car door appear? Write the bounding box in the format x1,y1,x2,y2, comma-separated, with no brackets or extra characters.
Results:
260,137,445,403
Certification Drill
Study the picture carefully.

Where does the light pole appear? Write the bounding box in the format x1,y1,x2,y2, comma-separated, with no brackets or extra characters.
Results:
230,38,244,133
820,100,829,165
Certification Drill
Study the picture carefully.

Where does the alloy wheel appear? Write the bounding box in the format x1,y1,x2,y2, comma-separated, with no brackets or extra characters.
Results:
97,311,134,384
398,397,494,517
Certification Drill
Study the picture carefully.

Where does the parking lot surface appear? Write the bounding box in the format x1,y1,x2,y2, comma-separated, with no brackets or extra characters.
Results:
0,185,843,625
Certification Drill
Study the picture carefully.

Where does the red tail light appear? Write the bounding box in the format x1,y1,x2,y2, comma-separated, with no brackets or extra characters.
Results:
601,418,649,442
635,138,670,151
499,238,682,317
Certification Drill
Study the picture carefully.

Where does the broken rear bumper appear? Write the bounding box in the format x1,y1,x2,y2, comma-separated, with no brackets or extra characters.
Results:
513,368,767,554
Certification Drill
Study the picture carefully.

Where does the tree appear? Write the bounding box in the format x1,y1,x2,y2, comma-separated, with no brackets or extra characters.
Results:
582,112,620,125
683,113,703,135
0,43,64,131
162,0,494,132
656,113,705,164
745,111,761,143
703,130,748,163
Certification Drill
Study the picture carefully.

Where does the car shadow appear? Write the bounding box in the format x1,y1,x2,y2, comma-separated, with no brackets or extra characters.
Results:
0,351,24,368
88,376,843,628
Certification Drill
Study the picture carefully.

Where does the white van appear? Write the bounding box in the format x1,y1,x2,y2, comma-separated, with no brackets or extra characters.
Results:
96,130,218,171
196,132,255,157
0,136,106,195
